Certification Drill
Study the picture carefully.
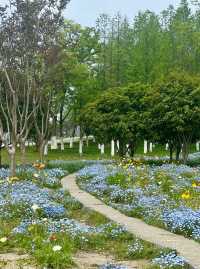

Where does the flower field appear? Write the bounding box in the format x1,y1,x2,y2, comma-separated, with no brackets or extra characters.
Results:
0,162,187,269
77,161,200,245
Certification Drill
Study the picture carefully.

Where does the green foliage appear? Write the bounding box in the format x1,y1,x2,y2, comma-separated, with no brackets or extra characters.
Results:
107,173,128,188
146,71,200,162
82,82,150,156
154,172,174,193
82,70,200,162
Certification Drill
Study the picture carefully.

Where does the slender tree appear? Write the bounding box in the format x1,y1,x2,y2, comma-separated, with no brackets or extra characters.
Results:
0,0,70,174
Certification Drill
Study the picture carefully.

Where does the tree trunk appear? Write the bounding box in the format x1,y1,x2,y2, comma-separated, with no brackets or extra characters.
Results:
20,140,26,165
44,143,48,156
39,139,46,163
53,115,57,136
176,144,181,161
9,145,16,177
0,139,2,167
60,137,64,151
118,140,126,156
59,106,64,138
147,141,150,152
169,143,173,162
182,142,189,164
129,142,135,157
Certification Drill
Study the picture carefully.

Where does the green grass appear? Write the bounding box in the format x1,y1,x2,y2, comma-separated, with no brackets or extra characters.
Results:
0,141,198,166
1,142,112,165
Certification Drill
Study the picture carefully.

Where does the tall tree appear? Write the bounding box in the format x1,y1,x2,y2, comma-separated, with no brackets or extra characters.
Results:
0,0,69,174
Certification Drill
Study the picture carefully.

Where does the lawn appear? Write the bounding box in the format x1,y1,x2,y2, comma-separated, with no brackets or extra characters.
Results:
1,142,111,165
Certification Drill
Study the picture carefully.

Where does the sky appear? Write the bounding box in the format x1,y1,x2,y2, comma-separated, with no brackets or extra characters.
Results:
0,0,182,27
64,0,181,26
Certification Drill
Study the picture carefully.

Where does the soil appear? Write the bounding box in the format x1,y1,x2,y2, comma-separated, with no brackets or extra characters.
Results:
73,251,149,269
0,252,149,269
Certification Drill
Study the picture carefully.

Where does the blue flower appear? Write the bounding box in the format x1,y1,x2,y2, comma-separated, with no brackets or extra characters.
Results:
152,251,187,268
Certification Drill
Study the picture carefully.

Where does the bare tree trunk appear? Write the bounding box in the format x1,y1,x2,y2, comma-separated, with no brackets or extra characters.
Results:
39,139,46,163
9,145,16,176
20,139,26,165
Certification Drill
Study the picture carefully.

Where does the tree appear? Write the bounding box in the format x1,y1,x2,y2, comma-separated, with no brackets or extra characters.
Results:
146,71,200,163
57,20,101,142
82,83,149,156
0,0,69,175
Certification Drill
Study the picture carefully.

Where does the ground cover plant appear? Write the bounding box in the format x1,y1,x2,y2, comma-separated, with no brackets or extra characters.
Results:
0,162,185,269
77,160,200,244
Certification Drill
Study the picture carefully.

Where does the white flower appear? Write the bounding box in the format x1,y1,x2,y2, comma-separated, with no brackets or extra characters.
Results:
0,237,7,243
32,204,40,212
52,245,62,252
33,173,39,178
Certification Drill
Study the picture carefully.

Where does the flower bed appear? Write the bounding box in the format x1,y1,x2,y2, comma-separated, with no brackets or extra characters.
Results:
0,163,182,269
77,163,200,242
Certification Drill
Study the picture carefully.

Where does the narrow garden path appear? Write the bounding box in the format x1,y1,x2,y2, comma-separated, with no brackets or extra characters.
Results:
61,174,200,269
74,251,149,269
0,253,33,269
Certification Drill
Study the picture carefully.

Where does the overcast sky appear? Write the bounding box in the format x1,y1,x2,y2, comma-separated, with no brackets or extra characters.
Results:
65,0,181,26
1,0,182,26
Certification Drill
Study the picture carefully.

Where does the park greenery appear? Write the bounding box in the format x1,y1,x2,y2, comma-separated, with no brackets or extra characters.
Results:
1,0,200,173
0,0,200,268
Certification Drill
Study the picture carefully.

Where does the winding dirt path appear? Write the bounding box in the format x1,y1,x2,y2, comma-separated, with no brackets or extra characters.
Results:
61,174,200,269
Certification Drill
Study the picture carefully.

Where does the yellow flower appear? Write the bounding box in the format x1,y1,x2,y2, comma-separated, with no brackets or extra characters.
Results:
192,182,197,188
10,176,19,180
8,176,19,183
181,191,190,200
